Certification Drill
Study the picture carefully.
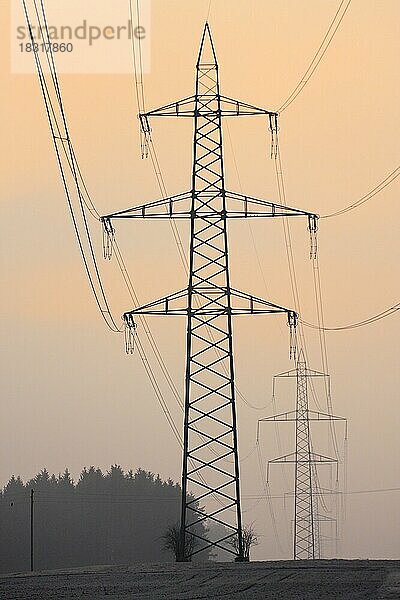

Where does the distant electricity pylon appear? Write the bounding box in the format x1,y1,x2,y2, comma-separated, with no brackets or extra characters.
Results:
103,24,318,561
258,350,347,559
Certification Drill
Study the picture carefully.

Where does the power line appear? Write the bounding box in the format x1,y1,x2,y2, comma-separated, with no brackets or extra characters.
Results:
279,0,352,112
206,0,213,21
23,0,122,334
39,0,187,420
312,255,340,460
255,442,286,556
275,0,399,224
6,484,400,501
302,302,400,331
22,0,193,461
250,486,400,498
321,164,400,218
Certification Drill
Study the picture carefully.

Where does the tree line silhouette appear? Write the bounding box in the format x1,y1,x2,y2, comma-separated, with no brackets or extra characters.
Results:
0,466,211,573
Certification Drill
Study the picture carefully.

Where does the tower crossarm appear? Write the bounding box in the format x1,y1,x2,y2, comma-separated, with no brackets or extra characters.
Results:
308,410,346,422
284,488,342,499
260,410,346,422
122,287,297,318
224,191,317,220
269,451,337,465
315,514,337,523
267,451,338,482
259,410,298,422
257,411,346,442
274,367,327,379
102,191,318,222
139,95,276,120
141,95,197,118
219,95,277,117
102,191,193,220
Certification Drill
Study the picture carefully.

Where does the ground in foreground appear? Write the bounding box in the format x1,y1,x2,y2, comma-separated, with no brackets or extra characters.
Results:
1,559,399,599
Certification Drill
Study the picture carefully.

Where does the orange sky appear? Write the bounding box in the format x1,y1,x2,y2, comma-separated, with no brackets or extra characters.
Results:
2,0,400,559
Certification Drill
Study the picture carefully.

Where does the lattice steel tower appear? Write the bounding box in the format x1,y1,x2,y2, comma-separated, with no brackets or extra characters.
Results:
259,350,346,559
103,24,318,561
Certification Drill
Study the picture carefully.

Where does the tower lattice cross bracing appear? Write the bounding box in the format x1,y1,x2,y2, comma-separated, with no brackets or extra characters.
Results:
295,353,315,559
103,24,318,561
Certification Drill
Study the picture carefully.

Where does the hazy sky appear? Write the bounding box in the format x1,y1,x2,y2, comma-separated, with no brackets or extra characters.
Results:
2,0,400,560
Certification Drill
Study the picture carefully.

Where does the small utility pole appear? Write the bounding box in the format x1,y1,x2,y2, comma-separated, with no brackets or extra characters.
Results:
30,488,34,572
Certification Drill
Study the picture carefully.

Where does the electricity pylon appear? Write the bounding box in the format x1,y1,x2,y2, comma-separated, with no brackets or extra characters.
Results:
258,349,346,559
103,24,318,561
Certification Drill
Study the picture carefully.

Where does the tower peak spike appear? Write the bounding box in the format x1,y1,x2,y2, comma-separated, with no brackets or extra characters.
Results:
297,348,306,365
197,22,217,67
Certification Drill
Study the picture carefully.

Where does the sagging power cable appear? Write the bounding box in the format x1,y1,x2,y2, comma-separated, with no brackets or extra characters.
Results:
22,0,122,333
302,301,400,331
279,0,352,112
22,0,195,459
321,165,400,219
